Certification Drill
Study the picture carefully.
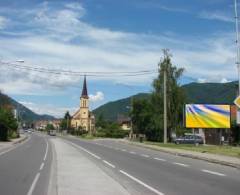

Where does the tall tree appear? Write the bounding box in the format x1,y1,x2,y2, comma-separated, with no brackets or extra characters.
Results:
152,49,185,141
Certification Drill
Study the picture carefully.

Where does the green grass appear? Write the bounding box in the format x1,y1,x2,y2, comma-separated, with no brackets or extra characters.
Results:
79,134,96,140
144,141,240,158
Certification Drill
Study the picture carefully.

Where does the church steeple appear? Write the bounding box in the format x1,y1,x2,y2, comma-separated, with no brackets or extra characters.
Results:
81,75,88,98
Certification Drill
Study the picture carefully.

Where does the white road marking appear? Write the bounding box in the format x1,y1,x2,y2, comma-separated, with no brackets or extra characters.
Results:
154,158,166,162
173,162,189,167
119,170,165,195
121,149,126,152
43,140,49,161
130,151,136,154
202,169,226,176
27,172,40,195
141,154,150,158
68,141,101,159
39,163,44,170
103,160,116,168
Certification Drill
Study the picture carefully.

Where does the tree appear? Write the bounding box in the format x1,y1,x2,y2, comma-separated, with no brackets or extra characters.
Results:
130,50,185,142
0,107,18,141
96,113,107,129
152,49,185,141
60,111,71,131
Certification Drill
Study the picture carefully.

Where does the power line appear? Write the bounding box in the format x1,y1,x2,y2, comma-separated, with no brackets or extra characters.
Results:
0,61,158,77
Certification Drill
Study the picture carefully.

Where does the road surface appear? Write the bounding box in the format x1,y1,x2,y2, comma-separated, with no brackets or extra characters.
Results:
0,133,52,195
62,136,240,195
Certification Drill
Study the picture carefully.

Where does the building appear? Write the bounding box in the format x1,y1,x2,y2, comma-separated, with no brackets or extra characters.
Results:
117,115,131,130
34,119,61,130
71,76,95,133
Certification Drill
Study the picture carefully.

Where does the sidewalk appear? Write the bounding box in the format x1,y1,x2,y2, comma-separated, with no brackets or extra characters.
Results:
50,138,130,195
120,139,240,169
0,134,28,154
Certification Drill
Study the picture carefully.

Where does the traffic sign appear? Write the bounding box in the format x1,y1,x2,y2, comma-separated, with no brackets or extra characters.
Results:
234,96,240,109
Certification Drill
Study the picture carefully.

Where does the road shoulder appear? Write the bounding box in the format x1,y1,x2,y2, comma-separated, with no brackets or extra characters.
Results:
50,138,130,195
118,139,240,169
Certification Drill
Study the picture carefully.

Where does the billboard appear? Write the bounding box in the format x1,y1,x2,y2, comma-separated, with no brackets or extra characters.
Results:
185,104,230,128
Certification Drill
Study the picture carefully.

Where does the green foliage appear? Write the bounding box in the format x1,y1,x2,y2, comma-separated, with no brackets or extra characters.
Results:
60,111,71,130
0,106,18,141
45,123,55,131
96,121,129,138
131,50,185,142
93,93,149,121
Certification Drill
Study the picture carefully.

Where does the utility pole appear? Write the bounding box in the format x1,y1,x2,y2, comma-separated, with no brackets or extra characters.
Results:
163,68,167,144
235,0,240,95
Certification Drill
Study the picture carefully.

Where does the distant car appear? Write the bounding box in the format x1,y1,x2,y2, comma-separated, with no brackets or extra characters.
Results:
48,130,56,136
174,135,204,145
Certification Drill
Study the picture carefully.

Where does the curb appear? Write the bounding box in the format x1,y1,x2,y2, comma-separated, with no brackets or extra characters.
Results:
119,140,240,169
13,135,28,145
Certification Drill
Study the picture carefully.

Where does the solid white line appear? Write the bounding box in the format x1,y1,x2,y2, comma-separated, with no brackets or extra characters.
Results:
141,154,150,158
27,172,40,195
202,169,226,176
154,158,166,162
39,162,44,170
68,141,101,159
119,170,164,195
173,162,189,167
43,140,49,161
103,160,116,168
130,151,136,154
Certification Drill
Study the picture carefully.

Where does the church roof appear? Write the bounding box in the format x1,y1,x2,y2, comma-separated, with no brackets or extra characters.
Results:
81,75,88,98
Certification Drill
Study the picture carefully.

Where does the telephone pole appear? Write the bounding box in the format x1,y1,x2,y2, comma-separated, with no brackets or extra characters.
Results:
235,0,240,95
163,68,167,144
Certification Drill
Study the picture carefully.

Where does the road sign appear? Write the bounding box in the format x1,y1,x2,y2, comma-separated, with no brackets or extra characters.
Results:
234,96,240,108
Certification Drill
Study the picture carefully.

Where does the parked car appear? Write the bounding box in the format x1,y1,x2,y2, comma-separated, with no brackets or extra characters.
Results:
174,135,204,144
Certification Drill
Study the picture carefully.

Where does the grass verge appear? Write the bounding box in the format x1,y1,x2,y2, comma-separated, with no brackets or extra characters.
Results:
143,141,240,158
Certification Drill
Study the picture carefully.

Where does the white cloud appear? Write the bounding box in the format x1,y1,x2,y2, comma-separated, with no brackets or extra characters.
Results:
0,16,7,29
19,100,78,117
0,2,237,96
89,91,104,102
199,11,233,23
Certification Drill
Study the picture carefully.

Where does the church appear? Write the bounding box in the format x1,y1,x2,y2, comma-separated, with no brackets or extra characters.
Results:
71,76,95,134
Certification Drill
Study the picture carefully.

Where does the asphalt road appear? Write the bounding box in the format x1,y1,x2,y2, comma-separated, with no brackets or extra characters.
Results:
0,133,52,195
63,136,240,195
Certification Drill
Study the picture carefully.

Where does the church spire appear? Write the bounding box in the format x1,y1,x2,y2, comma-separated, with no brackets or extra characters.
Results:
81,75,88,98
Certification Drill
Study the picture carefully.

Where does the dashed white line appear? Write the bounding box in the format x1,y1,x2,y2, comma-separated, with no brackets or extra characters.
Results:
39,162,44,170
119,170,164,195
121,149,126,152
154,158,166,162
202,169,226,176
130,151,136,154
103,160,116,168
43,140,49,161
68,141,101,159
27,172,40,195
173,162,189,167
141,154,150,158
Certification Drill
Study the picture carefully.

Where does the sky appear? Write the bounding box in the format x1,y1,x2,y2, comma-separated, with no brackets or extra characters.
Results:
0,0,238,117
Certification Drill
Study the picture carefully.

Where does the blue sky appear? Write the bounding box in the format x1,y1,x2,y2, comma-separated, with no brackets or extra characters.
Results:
0,0,238,117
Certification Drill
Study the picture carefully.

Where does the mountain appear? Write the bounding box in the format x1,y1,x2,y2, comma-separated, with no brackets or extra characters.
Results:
93,81,238,121
93,93,149,121
0,92,55,122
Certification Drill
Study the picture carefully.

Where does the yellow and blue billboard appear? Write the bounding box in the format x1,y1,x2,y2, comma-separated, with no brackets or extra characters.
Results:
185,104,230,128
